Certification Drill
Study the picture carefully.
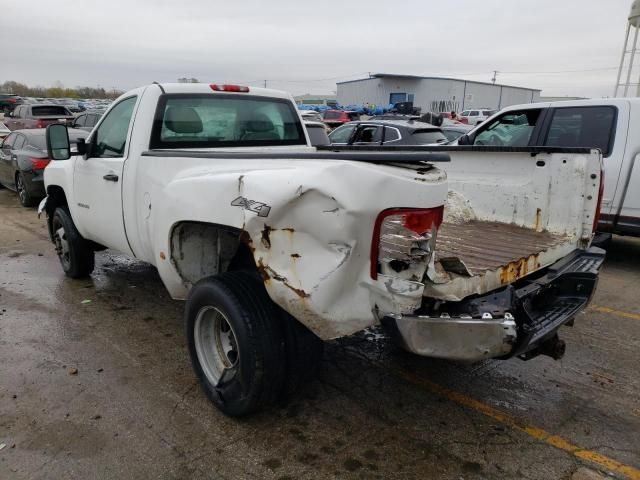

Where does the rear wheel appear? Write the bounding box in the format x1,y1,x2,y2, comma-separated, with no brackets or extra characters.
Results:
16,172,36,207
51,207,95,278
186,271,286,417
280,310,324,398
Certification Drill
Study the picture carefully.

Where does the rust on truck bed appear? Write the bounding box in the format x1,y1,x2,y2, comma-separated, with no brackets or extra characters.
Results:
427,220,573,301
436,221,563,276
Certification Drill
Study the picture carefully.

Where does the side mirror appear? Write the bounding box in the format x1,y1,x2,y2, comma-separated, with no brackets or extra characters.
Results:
457,134,472,146
75,138,87,155
46,124,71,160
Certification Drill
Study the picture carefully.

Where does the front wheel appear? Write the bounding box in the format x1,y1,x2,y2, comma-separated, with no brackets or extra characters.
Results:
186,271,286,417
51,207,95,278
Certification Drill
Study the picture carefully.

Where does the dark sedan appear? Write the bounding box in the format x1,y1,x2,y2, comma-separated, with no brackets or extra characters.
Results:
0,128,87,207
70,111,103,132
328,119,447,146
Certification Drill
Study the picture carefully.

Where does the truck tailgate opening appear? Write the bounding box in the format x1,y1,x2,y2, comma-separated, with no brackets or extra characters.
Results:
418,148,603,302
427,220,576,301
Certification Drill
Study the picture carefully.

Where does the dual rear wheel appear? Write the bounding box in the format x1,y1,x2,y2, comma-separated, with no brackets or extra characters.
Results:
185,271,323,417
49,206,323,416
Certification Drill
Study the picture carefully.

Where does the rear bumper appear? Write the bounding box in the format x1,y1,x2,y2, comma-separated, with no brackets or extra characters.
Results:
382,247,605,361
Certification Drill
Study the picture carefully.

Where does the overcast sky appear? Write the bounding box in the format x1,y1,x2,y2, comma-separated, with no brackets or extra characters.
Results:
2,0,633,97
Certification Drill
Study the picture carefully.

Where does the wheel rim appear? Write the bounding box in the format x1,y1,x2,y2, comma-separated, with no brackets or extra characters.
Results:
16,175,27,204
52,217,71,270
194,306,239,386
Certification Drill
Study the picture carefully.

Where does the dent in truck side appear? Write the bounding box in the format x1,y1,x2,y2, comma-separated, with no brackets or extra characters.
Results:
139,155,448,340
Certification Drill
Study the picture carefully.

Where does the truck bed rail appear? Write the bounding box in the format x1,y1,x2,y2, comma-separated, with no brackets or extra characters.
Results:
141,149,451,163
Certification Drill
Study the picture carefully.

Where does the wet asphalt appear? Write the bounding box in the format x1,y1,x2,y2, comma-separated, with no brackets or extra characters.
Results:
0,188,638,480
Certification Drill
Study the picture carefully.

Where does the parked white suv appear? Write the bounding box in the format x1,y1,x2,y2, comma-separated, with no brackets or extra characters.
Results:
458,98,640,238
460,108,496,125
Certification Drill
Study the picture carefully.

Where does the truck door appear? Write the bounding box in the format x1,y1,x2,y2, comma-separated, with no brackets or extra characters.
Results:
541,104,626,222
72,95,138,255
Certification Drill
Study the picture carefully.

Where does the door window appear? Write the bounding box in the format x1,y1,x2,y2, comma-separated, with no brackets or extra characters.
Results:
353,125,382,144
544,106,616,157
74,115,86,127
91,96,137,158
13,135,26,150
87,114,99,127
469,110,479,116
383,127,401,143
2,133,16,149
474,109,541,147
328,124,356,144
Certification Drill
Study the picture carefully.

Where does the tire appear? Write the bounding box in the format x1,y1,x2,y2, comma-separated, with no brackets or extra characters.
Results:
16,172,36,207
280,309,324,398
51,207,95,278
185,271,286,417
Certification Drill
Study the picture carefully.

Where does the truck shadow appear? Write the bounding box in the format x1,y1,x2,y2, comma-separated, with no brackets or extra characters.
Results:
603,235,640,271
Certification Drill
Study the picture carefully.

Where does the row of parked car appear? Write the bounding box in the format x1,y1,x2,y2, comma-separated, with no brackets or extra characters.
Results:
0,97,106,206
301,108,474,147
0,93,112,114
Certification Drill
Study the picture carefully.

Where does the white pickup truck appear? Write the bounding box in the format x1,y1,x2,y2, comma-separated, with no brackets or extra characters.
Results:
40,83,605,416
458,98,640,239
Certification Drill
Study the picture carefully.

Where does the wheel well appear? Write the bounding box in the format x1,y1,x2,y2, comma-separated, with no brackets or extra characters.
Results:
44,185,69,239
169,222,257,287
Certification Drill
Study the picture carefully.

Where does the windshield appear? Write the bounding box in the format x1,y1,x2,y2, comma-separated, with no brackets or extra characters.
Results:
32,106,71,117
150,94,306,149
411,129,447,144
441,129,465,141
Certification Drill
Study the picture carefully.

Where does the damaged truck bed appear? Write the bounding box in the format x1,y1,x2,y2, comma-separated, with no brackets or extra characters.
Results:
431,220,571,301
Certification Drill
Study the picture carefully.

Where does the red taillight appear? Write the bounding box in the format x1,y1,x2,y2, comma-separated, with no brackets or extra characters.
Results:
370,207,444,279
210,84,250,93
30,158,50,170
8,97,16,103
35,120,46,128
592,169,605,233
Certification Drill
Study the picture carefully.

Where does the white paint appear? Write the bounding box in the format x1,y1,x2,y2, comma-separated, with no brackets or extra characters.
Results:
44,83,601,344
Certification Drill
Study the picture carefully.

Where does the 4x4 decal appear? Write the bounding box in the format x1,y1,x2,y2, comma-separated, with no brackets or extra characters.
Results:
231,196,271,217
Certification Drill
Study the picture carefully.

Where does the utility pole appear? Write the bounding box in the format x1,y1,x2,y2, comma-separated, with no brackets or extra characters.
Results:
264,80,267,88
491,70,499,84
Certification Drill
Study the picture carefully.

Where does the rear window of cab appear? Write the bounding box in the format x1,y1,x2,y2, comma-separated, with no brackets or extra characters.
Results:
150,94,306,149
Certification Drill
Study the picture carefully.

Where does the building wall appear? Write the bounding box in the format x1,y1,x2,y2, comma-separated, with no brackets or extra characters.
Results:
337,78,422,107
337,77,540,112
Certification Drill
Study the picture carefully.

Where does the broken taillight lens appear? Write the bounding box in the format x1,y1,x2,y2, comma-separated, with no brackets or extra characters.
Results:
370,207,444,279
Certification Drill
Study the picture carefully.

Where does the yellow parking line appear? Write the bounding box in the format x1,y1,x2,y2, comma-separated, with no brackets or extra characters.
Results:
590,305,640,321
395,369,640,480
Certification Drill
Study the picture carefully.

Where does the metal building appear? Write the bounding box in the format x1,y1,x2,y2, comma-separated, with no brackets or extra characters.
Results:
336,73,541,112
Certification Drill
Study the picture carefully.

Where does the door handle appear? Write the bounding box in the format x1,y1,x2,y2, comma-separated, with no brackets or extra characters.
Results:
103,173,119,182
